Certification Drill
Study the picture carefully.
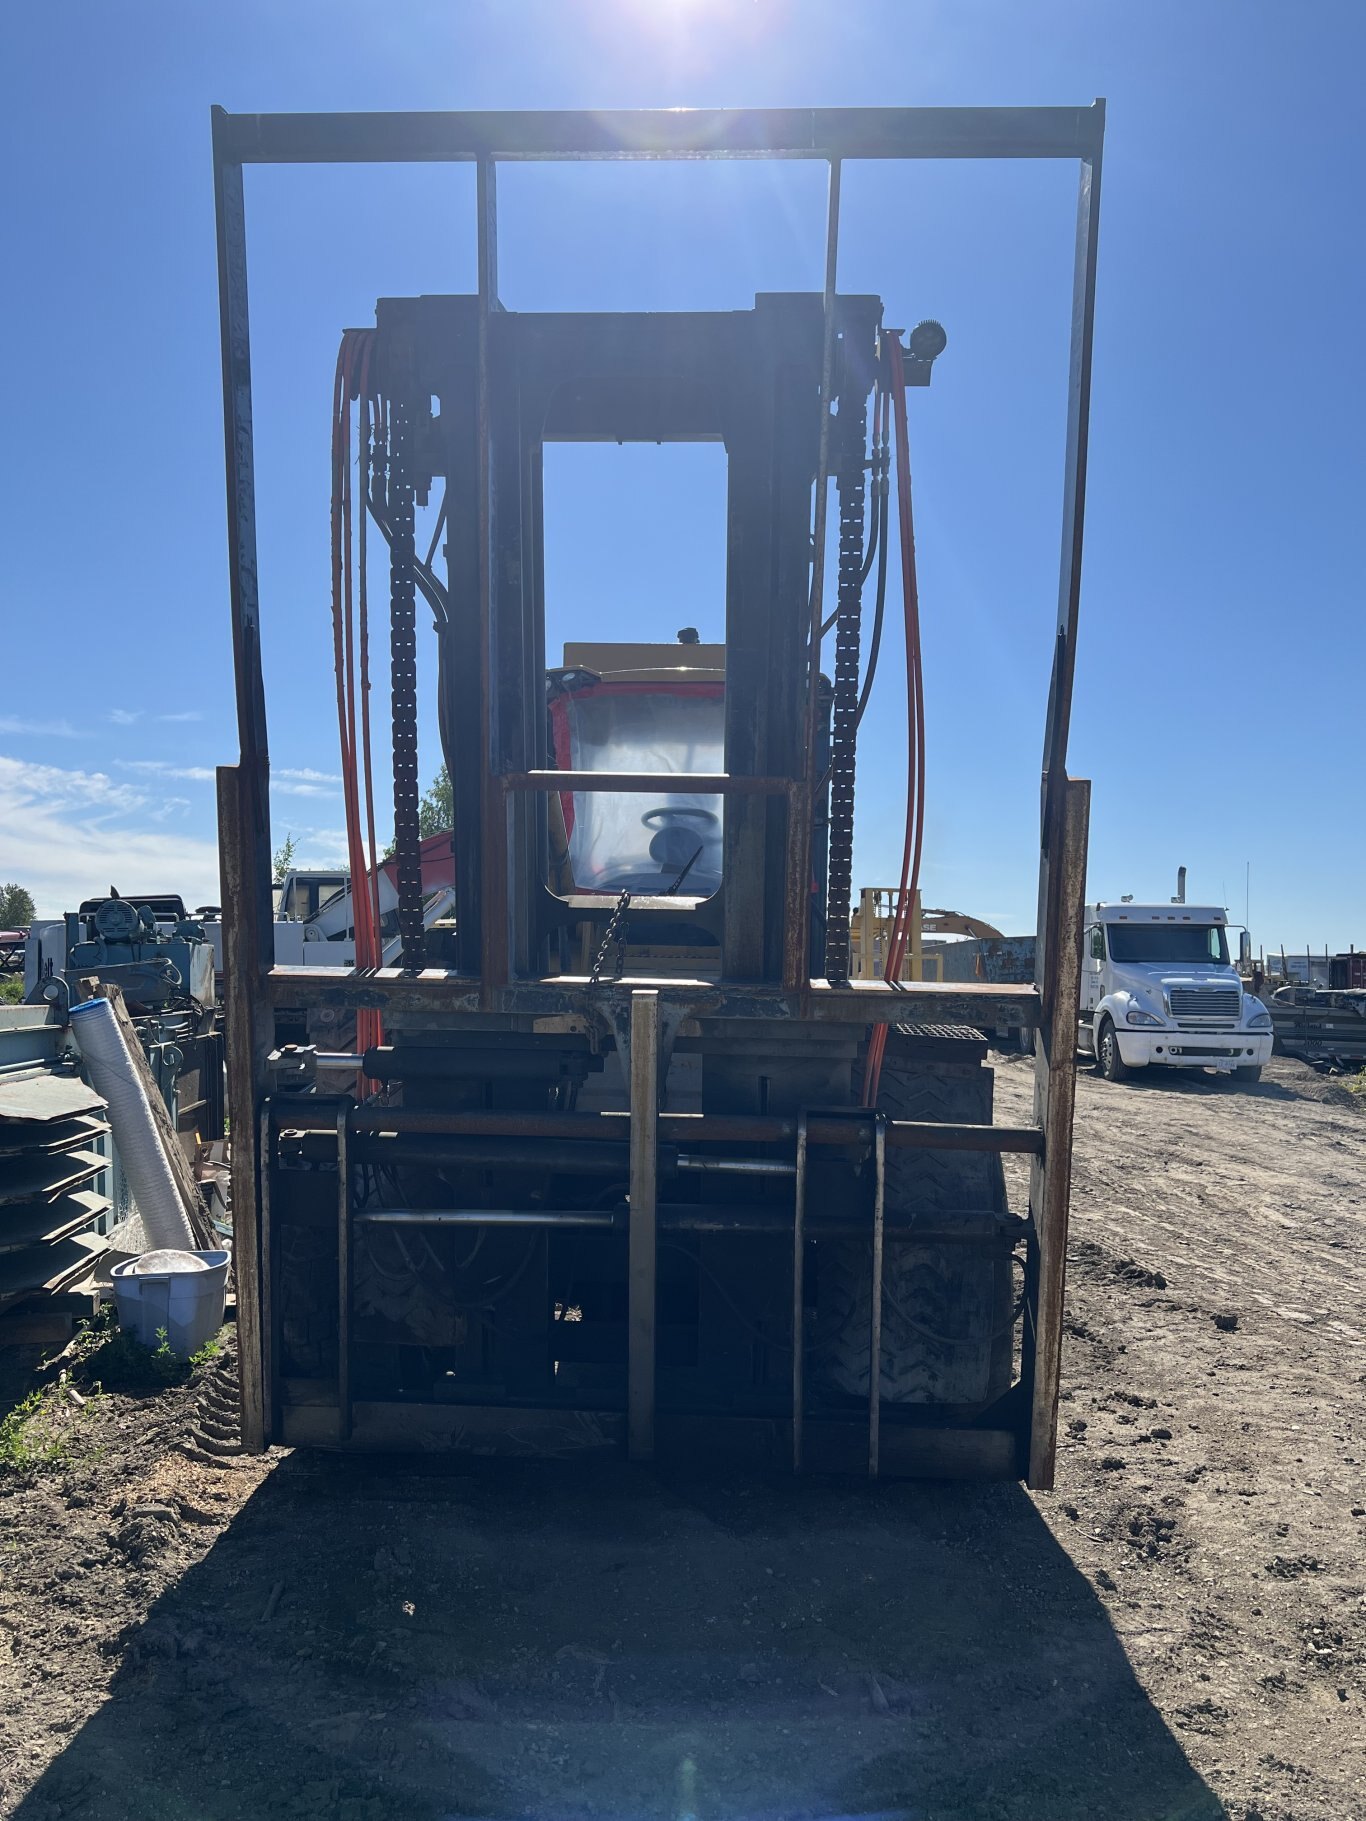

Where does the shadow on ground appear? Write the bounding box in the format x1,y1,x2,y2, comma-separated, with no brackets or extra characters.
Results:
13,1452,1224,1821
1081,1064,1299,1103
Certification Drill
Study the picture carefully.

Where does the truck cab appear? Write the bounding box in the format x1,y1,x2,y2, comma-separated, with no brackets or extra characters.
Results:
1079,901,1273,1083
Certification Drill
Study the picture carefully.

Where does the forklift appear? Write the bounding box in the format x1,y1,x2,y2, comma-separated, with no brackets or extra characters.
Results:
212,102,1102,1484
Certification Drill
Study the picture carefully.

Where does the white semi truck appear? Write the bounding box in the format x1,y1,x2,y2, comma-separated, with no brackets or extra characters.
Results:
1079,899,1273,1083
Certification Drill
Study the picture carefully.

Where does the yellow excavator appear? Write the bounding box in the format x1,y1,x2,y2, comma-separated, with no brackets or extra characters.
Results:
850,892,1007,983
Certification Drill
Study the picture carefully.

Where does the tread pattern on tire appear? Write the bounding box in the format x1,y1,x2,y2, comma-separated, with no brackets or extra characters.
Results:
815,1043,1013,1406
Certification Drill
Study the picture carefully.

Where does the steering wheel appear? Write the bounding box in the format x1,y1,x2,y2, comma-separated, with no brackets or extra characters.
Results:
641,806,719,829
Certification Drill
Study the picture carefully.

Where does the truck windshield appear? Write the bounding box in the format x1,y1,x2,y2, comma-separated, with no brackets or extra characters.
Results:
1106,924,1229,965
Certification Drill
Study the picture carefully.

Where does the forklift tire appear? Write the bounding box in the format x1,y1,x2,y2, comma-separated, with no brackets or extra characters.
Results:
816,1044,1013,1406
1234,1064,1262,1084
816,1237,1013,1406
1095,1017,1129,1082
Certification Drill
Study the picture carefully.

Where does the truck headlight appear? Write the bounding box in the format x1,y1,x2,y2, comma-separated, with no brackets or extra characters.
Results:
1125,1009,1164,1027
1247,1011,1272,1031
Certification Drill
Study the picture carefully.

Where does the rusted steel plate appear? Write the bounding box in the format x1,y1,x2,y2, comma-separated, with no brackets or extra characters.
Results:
0,1113,110,1158
0,1149,107,1209
0,1230,106,1310
0,1072,104,1125
0,1188,110,1258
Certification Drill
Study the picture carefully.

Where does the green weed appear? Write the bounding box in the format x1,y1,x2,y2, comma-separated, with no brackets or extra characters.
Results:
78,1313,186,1391
0,1384,91,1473
188,1332,225,1370
72,1308,226,1391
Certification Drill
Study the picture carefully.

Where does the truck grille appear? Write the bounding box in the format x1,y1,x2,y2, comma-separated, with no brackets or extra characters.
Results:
1169,987,1240,1022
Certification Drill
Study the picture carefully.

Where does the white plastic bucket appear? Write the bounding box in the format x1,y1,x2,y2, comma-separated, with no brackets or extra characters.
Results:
111,1249,229,1360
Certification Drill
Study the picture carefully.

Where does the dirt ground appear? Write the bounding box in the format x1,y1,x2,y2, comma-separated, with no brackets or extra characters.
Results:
1,1053,1363,1821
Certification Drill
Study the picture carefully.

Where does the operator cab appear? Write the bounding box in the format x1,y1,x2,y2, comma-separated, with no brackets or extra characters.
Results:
548,636,725,903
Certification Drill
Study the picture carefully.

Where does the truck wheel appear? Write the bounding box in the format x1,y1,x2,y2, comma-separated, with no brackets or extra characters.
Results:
1096,1017,1129,1082
1234,1064,1262,1083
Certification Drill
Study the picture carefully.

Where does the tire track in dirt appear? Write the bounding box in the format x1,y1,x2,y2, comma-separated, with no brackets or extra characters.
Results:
995,1057,1366,1345
994,1049,1366,1821
3,1055,1363,1821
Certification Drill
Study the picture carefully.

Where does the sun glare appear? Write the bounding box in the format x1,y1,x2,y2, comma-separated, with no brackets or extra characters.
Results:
607,0,781,66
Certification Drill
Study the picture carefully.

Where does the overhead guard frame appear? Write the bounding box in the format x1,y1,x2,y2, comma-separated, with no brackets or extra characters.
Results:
211,103,1104,1487
211,99,1103,996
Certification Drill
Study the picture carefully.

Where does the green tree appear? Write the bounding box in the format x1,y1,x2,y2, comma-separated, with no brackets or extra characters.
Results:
271,834,298,884
0,883,36,928
418,764,453,838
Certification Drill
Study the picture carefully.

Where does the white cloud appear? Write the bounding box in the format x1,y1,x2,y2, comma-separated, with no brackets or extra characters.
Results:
155,711,203,724
112,761,340,799
0,756,149,818
1,755,348,919
0,715,82,738
0,755,219,918
273,780,339,798
106,709,143,726
116,760,216,783
270,766,343,801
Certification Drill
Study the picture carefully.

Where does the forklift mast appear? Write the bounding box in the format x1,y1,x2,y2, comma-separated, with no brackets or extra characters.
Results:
382,287,882,983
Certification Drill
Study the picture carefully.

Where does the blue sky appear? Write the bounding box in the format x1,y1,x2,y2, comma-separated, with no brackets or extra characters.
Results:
1,1,1362,956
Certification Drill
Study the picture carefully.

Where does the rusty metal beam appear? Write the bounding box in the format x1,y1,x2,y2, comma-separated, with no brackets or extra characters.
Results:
258,1100,276,1441
261,965,1040,1028
476,154,505,1001
273,1102,1041,1154
215,765,268,1452
279,1401,1022,1478
792,1111,808,1472
789,158,842,991
627,991,660,1461
868,1112,886,1479
1040,109,1104,863
1026,777,1090,1490
349,1203,1024,1244
336,1103,352,1444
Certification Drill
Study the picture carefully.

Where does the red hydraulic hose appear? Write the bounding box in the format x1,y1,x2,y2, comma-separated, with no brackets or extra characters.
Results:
862,332,926,1106
355,334,384,977
331,331,384,1072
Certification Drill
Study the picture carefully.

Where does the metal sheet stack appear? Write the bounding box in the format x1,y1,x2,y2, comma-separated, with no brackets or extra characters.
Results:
0,1011,111,1322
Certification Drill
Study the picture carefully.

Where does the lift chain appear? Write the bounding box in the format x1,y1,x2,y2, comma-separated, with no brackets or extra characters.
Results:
822,395,870,984
588,889,632,985
387,397,427,966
